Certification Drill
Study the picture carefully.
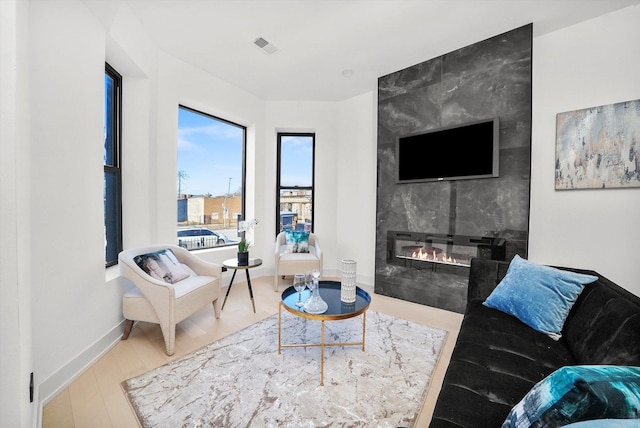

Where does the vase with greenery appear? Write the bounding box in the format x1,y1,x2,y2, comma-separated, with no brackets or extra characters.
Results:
237,237,250,266
237,219,258,266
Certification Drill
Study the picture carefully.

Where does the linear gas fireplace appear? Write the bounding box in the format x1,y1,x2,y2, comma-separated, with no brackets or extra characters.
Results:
387,231,506,269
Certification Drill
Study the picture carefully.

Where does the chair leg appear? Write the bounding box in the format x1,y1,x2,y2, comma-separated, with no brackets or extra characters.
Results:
212,298,221,319
160,324,176,356
122,319,134,340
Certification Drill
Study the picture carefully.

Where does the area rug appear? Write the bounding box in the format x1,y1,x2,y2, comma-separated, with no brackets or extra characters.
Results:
122,310,447,427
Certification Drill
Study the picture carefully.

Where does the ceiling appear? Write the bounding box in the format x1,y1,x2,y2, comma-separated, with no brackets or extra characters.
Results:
85,0,639,102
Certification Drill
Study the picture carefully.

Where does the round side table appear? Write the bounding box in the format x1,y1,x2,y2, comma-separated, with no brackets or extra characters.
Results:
221,258,262,313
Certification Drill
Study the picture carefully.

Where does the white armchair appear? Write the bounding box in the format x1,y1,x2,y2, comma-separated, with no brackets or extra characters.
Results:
119,244,222,356
274,232,322,291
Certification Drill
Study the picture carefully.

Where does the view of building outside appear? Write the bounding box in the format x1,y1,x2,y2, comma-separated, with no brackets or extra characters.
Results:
177,106,245,249
277,133,314,234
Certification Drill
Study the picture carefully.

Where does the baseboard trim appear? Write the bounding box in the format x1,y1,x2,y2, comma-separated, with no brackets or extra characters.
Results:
37,320,125,412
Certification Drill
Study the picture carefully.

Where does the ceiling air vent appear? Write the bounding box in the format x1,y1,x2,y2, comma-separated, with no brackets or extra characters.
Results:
254,37,279,55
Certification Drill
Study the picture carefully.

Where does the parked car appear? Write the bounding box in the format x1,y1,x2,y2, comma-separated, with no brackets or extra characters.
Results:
177,228,230,249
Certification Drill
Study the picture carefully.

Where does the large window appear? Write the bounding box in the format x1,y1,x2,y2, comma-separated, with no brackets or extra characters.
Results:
276,133,315,235
177,106,245,250
104,64,122,267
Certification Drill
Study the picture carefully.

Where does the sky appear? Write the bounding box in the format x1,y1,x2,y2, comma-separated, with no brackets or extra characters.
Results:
177,107,313,196
177,107,244,196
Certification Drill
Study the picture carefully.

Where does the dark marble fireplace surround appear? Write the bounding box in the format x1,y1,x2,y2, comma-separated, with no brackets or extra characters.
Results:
375,24,532,313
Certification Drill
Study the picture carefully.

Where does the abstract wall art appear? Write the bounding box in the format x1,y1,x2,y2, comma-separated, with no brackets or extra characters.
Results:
556,99,640,190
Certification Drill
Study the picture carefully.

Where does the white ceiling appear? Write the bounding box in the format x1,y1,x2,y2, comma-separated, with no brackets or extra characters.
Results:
86,0,639,102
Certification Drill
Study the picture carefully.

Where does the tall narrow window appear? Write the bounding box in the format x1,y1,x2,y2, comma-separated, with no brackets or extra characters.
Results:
104,64,122,266
276,133,315,235
177,106,246,250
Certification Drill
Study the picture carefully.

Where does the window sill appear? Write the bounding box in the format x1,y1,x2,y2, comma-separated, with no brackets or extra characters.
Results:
105,264,120,282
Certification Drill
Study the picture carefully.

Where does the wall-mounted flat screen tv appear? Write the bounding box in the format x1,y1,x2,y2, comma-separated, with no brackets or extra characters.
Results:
396,118,499,183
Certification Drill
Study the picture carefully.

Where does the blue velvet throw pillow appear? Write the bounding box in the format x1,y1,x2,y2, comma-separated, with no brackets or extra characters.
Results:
483,255,598,340
284,230,310,253
502,365,640,428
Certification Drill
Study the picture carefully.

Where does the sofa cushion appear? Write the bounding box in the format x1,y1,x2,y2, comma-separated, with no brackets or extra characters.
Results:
430,302,576,428
284,230,310,253
502,365,640,427
563,274,640,366
484,255,598,340
133,248,190,284
173,275,216,298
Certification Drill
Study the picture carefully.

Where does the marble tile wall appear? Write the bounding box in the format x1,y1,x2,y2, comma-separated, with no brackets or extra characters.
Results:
375,24,532,313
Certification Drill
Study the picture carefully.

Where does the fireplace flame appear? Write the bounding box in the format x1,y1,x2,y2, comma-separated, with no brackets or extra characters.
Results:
410,248,457,264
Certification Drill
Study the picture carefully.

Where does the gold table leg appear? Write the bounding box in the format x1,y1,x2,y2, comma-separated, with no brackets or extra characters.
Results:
279,310,368,387
362,311,366,351
278,302,282,354
320,320,325,386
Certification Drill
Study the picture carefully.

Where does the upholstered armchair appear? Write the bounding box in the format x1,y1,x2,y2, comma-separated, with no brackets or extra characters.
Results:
274,232,322,291
119,244,222,356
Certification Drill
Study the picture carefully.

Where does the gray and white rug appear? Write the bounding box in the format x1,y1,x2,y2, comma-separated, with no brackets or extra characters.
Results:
122,310,447,427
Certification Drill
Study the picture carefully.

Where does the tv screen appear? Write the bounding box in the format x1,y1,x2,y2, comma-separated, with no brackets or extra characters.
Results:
396,118,499,183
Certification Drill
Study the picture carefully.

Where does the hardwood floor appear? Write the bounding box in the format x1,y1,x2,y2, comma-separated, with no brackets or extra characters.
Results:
42,276,463,427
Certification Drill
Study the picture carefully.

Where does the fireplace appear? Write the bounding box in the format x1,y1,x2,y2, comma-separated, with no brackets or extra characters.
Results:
373,231,507,313
387,231,506,268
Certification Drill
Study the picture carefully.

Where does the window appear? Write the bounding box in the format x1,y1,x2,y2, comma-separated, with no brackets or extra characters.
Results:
276,133,315,235
177,106,245,249
104,63,122,267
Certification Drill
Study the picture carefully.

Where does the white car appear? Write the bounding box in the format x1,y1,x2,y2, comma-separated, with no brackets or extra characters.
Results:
177,228,230,249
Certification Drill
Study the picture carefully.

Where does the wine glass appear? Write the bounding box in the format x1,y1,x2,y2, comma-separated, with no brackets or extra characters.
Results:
293,274,306,307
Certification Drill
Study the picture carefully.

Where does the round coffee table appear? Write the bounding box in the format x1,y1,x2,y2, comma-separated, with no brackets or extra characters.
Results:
278,280,371,385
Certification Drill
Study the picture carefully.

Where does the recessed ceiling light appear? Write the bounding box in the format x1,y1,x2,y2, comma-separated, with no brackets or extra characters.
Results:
254,37,278,55
341,69,355,78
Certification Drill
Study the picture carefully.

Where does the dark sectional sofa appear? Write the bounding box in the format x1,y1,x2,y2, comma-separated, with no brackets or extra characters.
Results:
430,258,640,427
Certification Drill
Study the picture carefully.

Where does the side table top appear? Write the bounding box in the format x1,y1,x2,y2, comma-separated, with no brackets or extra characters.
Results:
281,280,371,320
222,258,263,270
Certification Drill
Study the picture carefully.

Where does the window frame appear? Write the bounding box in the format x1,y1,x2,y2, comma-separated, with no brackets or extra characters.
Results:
276,132,315,236
104,63,123,267
177,105,247,249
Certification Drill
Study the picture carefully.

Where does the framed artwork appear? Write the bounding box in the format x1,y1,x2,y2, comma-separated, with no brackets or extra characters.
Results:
555,99,640,190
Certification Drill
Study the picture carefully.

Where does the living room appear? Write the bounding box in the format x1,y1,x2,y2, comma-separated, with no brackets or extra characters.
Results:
2,0,639,426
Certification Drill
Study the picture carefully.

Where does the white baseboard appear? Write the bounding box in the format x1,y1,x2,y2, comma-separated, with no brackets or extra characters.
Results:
36,320,125,426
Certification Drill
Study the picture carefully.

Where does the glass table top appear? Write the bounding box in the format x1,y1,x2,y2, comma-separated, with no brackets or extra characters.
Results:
222,258,263,269
281,280,371,319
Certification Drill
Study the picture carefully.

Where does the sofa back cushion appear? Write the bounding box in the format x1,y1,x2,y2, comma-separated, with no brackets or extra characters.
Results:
467,258,510,303
563,273,640,365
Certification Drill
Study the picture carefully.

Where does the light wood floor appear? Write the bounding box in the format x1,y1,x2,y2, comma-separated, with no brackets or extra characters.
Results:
42,276,463,427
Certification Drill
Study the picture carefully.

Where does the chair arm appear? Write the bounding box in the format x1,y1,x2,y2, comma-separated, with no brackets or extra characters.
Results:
314,238,323,266
275,232,285,264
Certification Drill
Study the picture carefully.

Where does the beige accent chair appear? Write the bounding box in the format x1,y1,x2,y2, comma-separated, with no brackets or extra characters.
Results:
274,232,322,291
119,244,222,356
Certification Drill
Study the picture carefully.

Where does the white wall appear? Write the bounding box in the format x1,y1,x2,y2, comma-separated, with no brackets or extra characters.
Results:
1,0,33,425
530,5,640,296
27,0,131,414
336,91,377,286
